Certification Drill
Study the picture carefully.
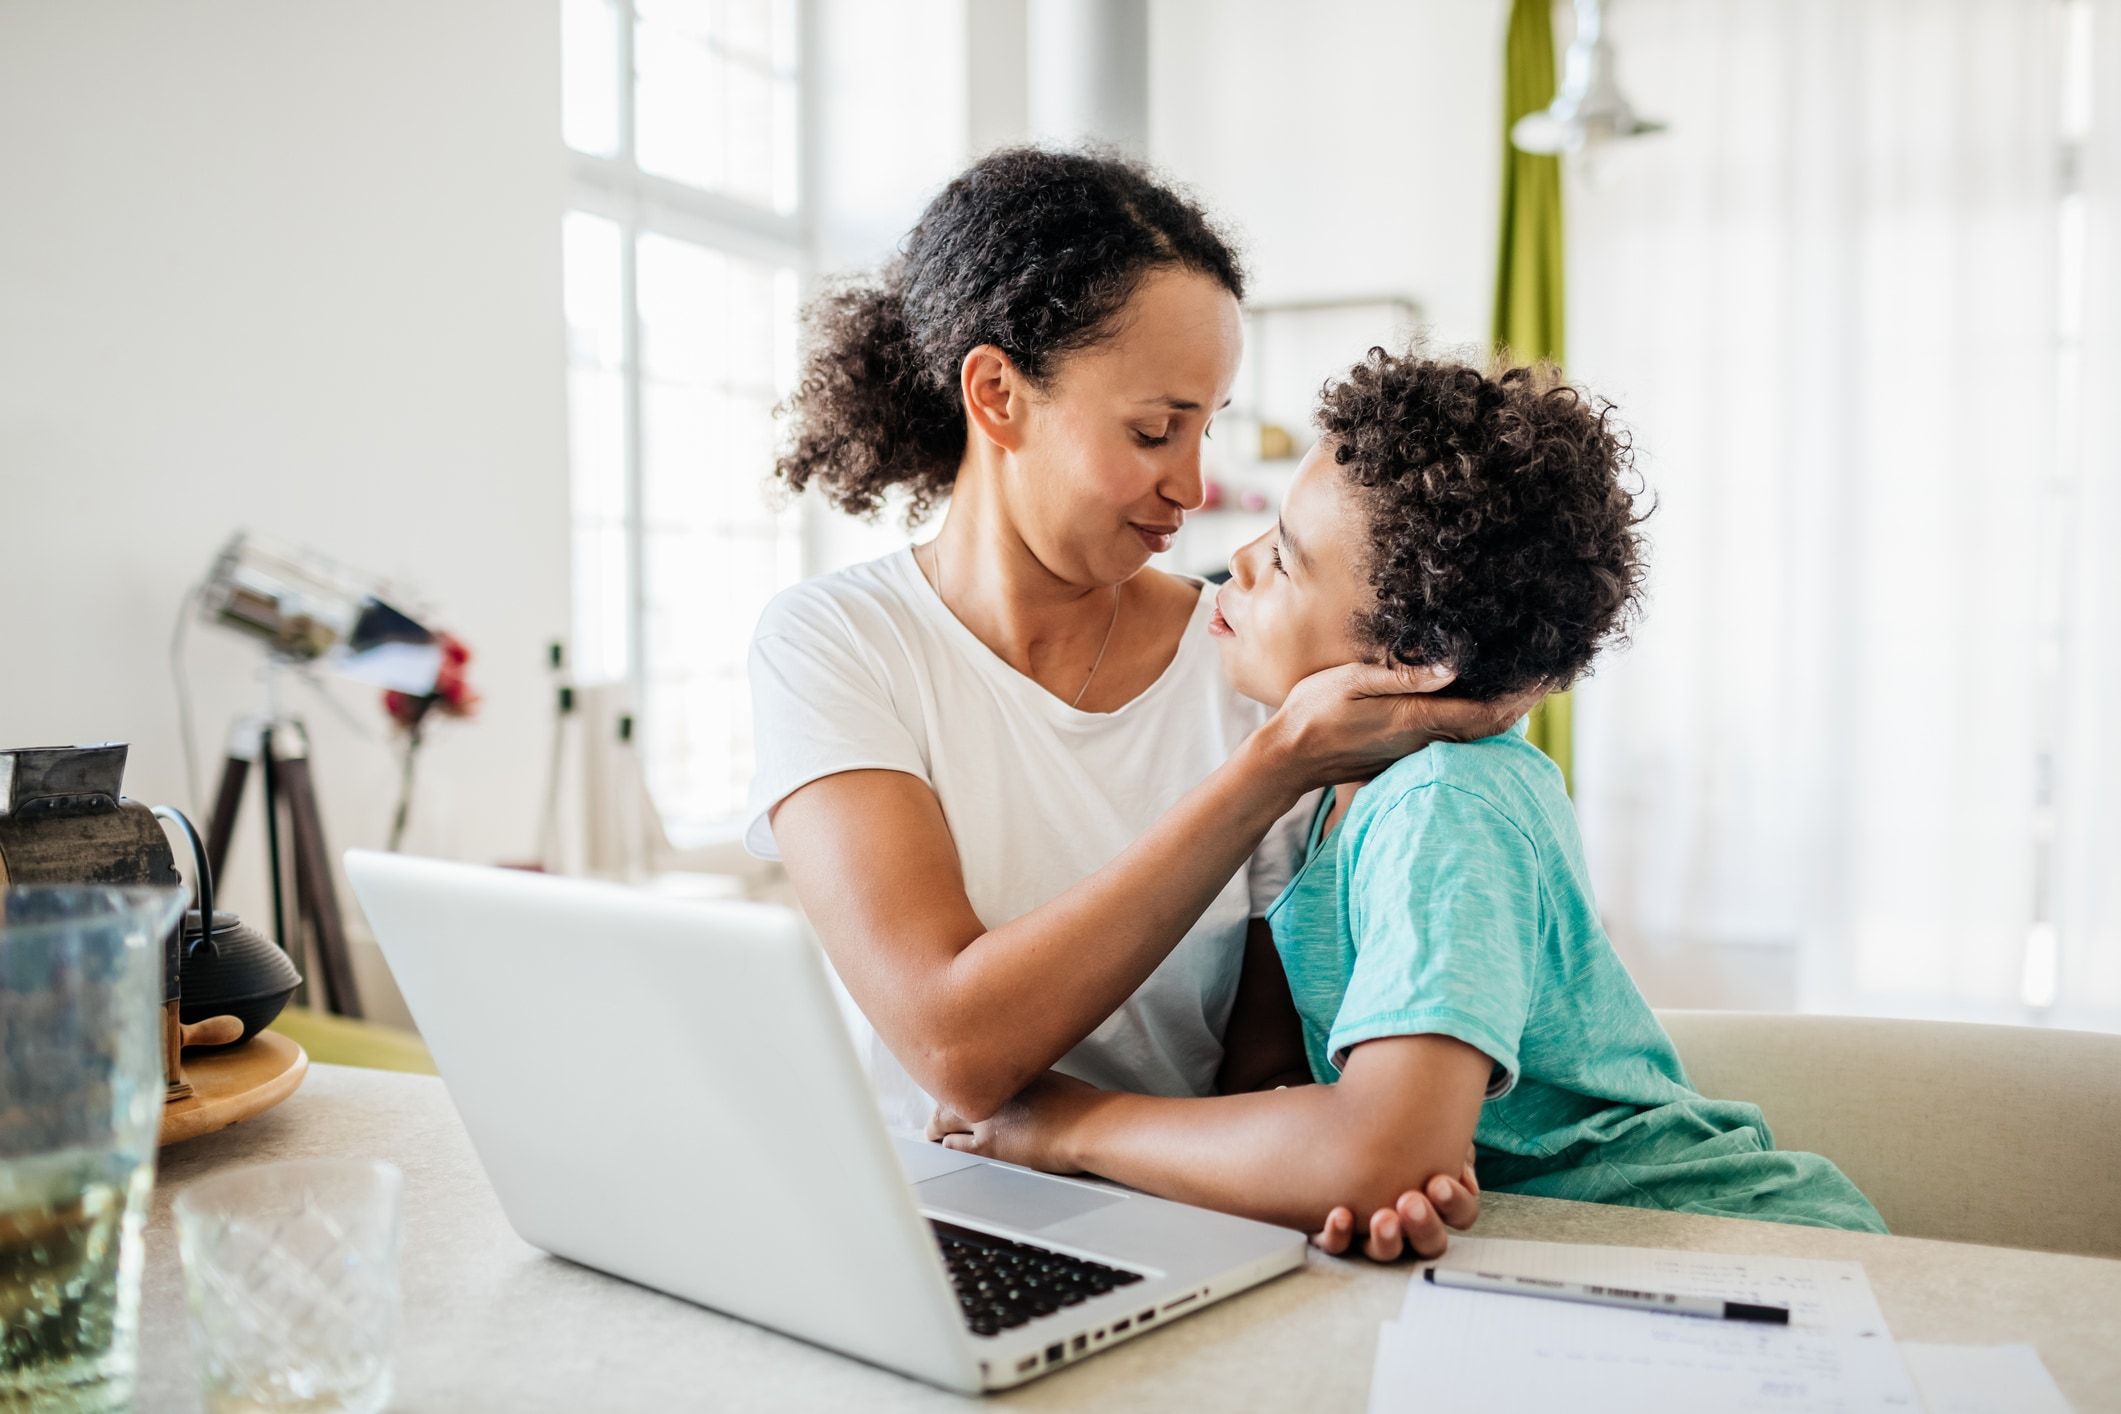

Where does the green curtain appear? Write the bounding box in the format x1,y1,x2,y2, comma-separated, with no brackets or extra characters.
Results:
1494,0,1574,792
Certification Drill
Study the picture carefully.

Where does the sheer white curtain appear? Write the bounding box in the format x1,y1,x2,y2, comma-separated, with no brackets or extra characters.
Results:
2055,0,2121,1029
1566,0,2120,1029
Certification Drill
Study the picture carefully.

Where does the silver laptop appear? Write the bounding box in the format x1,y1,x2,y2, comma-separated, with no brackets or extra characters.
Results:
343,850,1304,1393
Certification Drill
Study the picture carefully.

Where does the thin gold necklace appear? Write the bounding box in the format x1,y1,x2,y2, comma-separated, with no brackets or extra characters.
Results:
930,539,1121,710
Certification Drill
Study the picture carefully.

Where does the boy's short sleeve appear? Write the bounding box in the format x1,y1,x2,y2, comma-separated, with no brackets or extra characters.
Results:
1326,784,1539,1098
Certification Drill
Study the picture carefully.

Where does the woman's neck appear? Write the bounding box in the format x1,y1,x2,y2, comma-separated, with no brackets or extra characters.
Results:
926,460,1124,671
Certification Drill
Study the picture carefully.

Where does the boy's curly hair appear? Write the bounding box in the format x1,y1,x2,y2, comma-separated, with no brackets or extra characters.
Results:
1318,350,1649,700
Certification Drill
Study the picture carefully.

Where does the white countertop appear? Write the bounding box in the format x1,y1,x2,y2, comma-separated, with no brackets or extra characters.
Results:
135,1065,2121,1412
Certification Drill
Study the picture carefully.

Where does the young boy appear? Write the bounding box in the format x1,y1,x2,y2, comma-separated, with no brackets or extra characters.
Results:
929,351,1885,1238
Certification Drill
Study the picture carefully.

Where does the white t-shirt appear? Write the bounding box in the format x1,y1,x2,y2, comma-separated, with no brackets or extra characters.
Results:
745,547,1310,1131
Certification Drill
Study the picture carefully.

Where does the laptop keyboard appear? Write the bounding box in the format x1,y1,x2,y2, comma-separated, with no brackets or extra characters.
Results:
930,1219,1145,1337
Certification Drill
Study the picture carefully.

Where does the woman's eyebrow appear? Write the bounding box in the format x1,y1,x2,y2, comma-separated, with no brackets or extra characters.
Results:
1137,395,1235,412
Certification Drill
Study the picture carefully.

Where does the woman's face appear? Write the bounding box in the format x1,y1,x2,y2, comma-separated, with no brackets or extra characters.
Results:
1010,267,1245,586
1211,441,1377,708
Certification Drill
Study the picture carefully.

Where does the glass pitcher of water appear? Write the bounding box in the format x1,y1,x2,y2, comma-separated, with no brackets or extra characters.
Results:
1,885,186,1412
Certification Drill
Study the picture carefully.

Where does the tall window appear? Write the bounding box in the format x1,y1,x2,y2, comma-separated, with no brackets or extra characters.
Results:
561,0,804,841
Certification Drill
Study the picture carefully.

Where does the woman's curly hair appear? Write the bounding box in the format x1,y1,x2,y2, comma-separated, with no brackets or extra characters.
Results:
1319,351,1650,700
774,147,1245,525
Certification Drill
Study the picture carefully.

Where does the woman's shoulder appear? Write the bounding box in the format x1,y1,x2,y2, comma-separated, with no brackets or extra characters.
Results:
755,548,922,645
1122,567,1256,715
1128,566,1218,659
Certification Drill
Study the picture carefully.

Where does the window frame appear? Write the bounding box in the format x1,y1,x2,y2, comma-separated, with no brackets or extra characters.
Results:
564,0,816,838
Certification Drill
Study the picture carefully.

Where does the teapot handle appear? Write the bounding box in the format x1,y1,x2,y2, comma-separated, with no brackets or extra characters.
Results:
151,804,217,961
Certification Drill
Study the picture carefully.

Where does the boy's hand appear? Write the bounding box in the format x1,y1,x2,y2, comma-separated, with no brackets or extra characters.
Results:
926,1071,1102,1173
1309,1146,1482,1261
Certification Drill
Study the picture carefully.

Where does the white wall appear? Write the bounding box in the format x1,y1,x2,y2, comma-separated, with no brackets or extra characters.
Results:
0,1,570,1023
1148,0,1507,346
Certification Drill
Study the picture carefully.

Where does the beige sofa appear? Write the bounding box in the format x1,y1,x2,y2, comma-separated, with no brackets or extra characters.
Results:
1657,1010,2121,1258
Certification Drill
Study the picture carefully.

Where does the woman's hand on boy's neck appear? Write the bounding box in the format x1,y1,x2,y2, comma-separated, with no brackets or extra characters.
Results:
1254,661,1536,790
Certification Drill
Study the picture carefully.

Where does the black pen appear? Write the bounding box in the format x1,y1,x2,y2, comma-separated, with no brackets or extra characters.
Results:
1424,1266,1791,1324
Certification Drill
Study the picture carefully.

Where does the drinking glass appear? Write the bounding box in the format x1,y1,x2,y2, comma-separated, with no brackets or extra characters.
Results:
0,884,186,1413
174,1158,403,1414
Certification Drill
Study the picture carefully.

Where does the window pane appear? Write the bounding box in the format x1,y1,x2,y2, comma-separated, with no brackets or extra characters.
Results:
724,257,779,393
772,77,800,214
770,0,797,73
568,367,628,524
693,535,788,690
565,0,803,828
634,17,723,192
637,0,794,72
724,393,778,518
562,0,620,157
725,58,775,209
633,0,800,213
571,522,631,683
723,0,775,64
772,266,799,387
630,229,799,828
636,235,725,384
640,671,750,838
638,381,720,532
639,536,787,825
635,0,713,36
564,210,631,684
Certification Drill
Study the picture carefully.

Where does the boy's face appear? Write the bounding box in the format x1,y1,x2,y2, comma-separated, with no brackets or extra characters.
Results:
1210,441,1378,707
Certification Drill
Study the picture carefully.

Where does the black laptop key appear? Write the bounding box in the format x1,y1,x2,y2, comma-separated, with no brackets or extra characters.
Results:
930,1220,1145,1338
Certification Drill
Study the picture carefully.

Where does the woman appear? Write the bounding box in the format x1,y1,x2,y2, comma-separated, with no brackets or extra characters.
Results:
745,149,1520,1260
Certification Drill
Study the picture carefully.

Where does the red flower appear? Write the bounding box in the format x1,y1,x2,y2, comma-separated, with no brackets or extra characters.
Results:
382,632,480,732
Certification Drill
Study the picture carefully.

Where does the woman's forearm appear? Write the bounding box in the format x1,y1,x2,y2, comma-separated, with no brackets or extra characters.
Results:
935,730,1308,1111
774,726,1311,1122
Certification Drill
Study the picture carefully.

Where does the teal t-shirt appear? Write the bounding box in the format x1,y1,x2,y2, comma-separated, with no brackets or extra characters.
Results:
1266,725,1886,1233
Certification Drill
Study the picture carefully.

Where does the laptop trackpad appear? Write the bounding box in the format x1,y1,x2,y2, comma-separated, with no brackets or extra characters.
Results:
915,1164,1125,1232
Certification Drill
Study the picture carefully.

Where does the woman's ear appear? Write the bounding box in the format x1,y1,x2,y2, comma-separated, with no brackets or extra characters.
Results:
960,345,1030,453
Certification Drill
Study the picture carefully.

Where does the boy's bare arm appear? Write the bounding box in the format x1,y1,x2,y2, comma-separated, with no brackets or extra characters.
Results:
1205,926,1482,1256
933,1034,1493,1236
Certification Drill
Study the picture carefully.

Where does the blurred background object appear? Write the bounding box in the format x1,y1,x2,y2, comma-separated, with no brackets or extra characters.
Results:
1509,0,1666,156
0,745,193,1097
192,534,444,698
179,531,468,1018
